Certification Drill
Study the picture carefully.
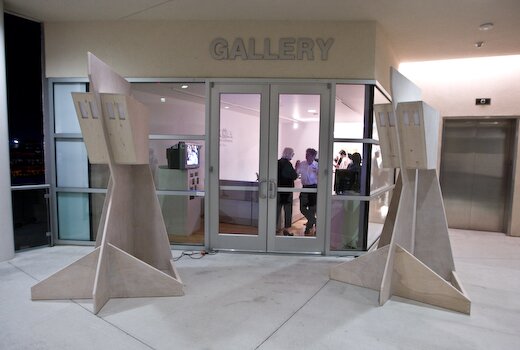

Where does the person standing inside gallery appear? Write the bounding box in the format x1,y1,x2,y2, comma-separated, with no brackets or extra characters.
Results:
277,147,298,236
296,148,319,236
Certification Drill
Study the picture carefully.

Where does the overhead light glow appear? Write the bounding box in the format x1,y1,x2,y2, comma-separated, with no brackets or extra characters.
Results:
307,109,317,113
479,22,494,31
293,122,299,129
181,84,189,89
160,97,166,103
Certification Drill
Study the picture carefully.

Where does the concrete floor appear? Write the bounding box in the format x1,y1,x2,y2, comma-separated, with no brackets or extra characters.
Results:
1,229,519,349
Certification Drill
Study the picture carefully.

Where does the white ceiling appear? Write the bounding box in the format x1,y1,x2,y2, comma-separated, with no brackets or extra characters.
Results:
4,0,520,62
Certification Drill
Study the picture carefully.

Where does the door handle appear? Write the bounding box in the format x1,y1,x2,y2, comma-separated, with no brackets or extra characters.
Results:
268,180,277,199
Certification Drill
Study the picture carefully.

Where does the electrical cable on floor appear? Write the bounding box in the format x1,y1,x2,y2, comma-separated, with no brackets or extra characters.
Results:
173,249,218,261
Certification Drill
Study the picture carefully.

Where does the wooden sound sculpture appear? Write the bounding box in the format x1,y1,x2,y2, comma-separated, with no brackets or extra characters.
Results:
330,71,471,314
31,53,184,314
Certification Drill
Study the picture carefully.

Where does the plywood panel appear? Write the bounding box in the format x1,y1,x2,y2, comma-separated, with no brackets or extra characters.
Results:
414,169,455,279
31,248,99,300
330,245,389,290
71,92,109,164
393,245,470,314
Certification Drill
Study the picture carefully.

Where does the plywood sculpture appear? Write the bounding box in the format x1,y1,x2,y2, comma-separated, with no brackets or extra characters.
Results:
330,68,471,314
31,53,183,314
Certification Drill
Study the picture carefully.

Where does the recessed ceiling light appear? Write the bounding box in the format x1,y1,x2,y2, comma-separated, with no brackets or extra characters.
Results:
479,22,494,31
307,109,317,113
224,106,230,109
160,97,166,102
181,84,189,89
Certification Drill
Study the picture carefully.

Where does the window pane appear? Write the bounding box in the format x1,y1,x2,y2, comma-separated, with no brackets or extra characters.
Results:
332,142,363,195
54,83,86,133
219,93,260,236
12,189,49,250
90,193,106,242
151,139,205,192
132,82,205,135
370,144,394,193
330,198,365,251
56,140,88,187
334,84,365,139
157,194,204,245
89,164,110,188
57,192,90,240
368,190,393,247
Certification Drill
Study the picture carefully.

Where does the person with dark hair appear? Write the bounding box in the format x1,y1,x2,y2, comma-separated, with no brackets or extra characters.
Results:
295,148,318,236
277,147,298,236
334,149,350,169
346,152,362,193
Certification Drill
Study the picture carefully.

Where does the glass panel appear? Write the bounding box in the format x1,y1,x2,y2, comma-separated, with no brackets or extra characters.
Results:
90,193,106,241
12,189,49,250
334,84,365,139
219,93,260,235
370,144,394,193
330,198,365,251
279,94,320,236
373,87,392,142
368,190,392,248
151,139,205,192
132,82,205,135
332,142,363,195
54,83,86,133
56,140,89,187
57,192,90,240
89,164,110,188
158,195,204,245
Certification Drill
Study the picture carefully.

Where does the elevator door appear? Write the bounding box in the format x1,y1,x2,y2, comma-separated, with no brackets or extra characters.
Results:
440,119,514,232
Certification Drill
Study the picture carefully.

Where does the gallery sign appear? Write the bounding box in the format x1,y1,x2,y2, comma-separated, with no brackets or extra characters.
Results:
210,37,334,61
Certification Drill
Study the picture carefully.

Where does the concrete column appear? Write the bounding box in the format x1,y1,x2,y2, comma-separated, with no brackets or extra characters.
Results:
0,0,16,261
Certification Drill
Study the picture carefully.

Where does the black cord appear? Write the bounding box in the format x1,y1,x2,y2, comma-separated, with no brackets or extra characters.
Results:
173,249,218,261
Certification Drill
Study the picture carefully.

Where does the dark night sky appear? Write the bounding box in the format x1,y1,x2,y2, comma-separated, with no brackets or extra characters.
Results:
4,13,43,142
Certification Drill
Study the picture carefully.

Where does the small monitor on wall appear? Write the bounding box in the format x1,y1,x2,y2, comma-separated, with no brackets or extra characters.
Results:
167,141,200,169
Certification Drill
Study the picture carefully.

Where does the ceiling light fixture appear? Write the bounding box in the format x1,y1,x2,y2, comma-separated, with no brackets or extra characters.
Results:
475,41,485,48
160,97,166,102
181,84,189,89
479,22,494,31
307,109,317,113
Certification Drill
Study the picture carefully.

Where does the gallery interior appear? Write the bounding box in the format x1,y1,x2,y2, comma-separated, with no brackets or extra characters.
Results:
1,1,520,349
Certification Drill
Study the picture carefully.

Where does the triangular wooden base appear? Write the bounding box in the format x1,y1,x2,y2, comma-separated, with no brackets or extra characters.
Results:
331,170,471,314
31,242,183,314
330,243,471,314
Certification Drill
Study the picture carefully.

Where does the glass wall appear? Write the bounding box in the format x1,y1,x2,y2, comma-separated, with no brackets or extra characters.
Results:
50,79,394,253
52,81,207,245
329,84,393,252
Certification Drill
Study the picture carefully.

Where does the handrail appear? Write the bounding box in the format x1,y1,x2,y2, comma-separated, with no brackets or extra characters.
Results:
11,184,51,191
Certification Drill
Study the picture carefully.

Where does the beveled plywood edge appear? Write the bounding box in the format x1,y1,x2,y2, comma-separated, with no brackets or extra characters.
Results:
393,245,471,314
31,248,100,300
107,244,184,298
330,245,389,291
379,242,397,306
378,173,402,249
169,259,183,285
93,240,111,315
450,271,471,303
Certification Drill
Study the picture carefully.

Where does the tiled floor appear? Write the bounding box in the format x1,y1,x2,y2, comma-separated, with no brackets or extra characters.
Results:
1,229,519,349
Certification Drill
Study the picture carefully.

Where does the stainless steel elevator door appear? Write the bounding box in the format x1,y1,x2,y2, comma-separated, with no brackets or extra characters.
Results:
440,119,514,232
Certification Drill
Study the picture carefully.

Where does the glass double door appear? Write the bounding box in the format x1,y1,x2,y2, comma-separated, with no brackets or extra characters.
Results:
209,83,330,253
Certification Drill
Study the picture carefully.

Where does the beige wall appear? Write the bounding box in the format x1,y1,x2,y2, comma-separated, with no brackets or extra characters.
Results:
44,20,396,91
399,56,520,236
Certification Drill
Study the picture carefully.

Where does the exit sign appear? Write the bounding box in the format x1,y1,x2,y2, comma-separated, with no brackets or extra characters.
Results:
476,98,491,105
